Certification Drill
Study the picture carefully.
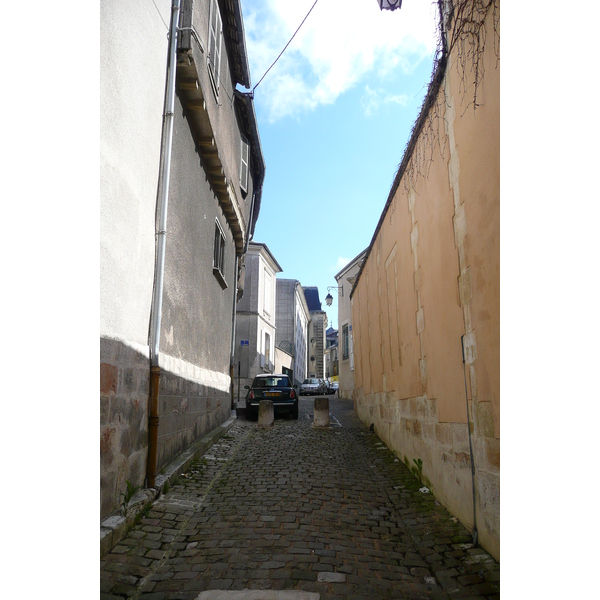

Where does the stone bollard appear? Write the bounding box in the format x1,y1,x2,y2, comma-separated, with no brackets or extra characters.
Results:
258,399,274,427
313,397,329,427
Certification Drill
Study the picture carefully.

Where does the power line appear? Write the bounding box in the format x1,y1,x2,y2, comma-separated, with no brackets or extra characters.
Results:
252,0,320,95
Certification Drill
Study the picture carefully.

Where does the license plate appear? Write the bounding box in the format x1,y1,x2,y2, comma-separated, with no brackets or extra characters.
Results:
265,392,281,397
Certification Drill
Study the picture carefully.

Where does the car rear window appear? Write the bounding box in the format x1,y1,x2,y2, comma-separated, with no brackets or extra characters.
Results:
253,376,291,388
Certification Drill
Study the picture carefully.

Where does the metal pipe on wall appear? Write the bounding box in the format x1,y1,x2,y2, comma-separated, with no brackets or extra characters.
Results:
147,0,181,488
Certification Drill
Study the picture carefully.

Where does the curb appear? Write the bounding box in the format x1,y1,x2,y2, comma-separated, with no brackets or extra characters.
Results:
100,415,237,557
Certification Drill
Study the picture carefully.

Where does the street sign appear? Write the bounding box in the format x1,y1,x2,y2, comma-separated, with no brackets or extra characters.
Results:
240,340,249,346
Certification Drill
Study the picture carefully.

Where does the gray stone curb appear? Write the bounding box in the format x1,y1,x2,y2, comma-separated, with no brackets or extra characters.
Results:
100,414,236,557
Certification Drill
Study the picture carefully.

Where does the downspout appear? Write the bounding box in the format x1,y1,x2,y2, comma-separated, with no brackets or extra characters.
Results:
229,191,257,412
229,254,239,414
461,335,478,546
147,0,181,489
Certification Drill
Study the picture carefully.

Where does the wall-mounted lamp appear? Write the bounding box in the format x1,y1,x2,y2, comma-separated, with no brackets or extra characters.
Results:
325,286,343,306
376,0,402,10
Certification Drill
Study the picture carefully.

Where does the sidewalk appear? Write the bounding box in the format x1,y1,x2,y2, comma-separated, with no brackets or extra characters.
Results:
100,397,499,599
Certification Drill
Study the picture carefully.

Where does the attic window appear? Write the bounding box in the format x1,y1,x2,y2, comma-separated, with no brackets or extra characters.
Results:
240,138,249,193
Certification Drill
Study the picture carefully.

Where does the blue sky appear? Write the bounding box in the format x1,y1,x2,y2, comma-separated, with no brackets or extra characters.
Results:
240,0,439,329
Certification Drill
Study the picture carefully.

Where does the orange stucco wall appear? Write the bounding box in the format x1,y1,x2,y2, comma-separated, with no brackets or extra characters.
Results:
351,3,499,560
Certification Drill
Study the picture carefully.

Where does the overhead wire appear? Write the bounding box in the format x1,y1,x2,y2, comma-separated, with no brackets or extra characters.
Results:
250,0,320,95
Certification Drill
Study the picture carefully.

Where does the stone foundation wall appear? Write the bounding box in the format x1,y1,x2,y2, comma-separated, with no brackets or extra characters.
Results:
156,369,231,471
101,338,232,520
100,337,150,520
354,388,499,560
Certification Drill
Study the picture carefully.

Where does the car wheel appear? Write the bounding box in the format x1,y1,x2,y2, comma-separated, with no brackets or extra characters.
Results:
292,403,298,419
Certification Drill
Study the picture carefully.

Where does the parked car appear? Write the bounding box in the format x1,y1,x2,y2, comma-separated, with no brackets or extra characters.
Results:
300,378,326,396
245,374,298,420
331,381,339,395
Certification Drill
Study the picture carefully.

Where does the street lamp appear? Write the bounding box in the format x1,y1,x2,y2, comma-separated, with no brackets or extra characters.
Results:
376,0,402,10
325,285,343,307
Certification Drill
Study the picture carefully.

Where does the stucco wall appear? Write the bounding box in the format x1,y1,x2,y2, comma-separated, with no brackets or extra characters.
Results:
100,0,168,344
100,0,170,519
159,91,237,373
351,4,499,560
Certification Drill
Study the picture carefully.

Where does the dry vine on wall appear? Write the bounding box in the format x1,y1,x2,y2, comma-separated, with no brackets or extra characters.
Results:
389,0,499,205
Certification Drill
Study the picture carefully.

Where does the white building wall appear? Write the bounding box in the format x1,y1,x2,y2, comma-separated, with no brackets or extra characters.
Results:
100,0,169,345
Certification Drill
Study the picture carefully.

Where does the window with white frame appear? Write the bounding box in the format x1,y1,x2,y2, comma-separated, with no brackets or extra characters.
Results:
213,219,226,286
240,138,249,193
208,0,223,96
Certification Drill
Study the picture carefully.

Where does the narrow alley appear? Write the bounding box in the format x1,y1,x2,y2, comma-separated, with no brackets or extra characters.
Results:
100,398,499,599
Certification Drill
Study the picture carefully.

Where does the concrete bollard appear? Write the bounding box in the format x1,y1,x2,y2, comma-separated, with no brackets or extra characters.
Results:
313,397,329,427
258,399,274,427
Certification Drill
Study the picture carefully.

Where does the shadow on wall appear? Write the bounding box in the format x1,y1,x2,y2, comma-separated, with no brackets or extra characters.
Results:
100,337,231,520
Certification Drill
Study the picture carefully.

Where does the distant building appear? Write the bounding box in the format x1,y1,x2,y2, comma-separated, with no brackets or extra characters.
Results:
325,327,339,379
334,249,367,400
303,287,327,379
233,242,282,407
275,279,310,386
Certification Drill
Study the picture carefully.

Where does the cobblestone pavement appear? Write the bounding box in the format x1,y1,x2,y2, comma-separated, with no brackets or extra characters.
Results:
100,397,500,599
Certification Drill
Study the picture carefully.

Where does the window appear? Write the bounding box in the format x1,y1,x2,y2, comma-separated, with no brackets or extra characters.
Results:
240,138,249,192
213,219,227,287
262,332,271,371
342,324,349,360
252,376,291,388
263,269,272,317
208,0,223,96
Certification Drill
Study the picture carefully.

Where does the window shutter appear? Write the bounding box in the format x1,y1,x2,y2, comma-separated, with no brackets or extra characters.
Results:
208,0,222,91
240,139,249,192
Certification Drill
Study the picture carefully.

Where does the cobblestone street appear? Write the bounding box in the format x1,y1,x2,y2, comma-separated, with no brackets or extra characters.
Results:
100,397,500,599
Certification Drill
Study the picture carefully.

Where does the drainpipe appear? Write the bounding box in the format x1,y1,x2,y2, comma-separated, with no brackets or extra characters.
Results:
461,335,478,545
147,0,181,489
229,254,239,413
229,191,256,412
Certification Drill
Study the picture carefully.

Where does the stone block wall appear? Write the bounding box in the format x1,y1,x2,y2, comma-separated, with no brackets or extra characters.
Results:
156,369,231,471
354,386,499,560
101,338,232,520
100,337,150,520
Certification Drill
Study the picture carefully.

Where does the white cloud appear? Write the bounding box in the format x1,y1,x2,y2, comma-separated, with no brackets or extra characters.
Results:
360,85,409,117
241,0,438,122
334,256,351,272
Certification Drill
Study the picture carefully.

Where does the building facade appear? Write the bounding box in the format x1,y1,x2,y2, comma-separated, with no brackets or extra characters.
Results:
350,1,499,559
100,0,264,519
325,327,338,380
232,242,282,407
275,279,310,387
303,287,327,379
334,250,367,400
